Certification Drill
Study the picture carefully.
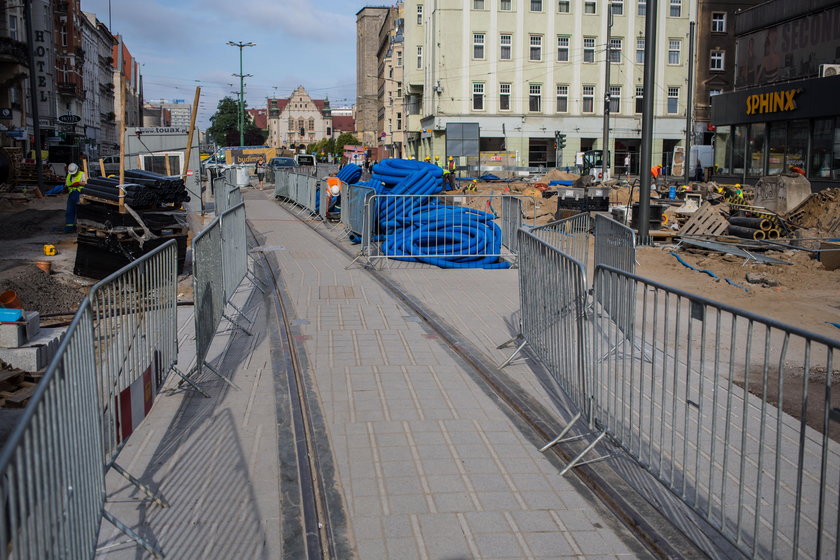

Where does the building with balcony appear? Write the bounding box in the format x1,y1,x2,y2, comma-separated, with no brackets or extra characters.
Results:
375,6,406,160
710,0,840,188
113,34,142,132
81,12,117,158
0,1,29,150
375,0,695,173
53,0,86,147
265,86,333,149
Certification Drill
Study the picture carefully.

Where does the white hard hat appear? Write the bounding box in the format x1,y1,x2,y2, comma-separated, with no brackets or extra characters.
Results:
68,163,78,174
330,185,341,196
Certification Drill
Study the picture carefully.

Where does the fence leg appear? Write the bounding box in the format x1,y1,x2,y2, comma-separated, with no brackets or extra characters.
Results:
223,312,253,336
111,462,170,507
101,509,165,559
558,430,607,476
245,270,267,294
539,412,583,452
172,366,211,397
227,301,255,324
497,338,527,369
202,360,240,390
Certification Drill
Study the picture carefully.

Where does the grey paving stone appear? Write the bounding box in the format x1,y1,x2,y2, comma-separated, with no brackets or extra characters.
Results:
381,460,419,478
384,476,426,495
510,510,562,533
463,511,512,534
357,538,387,559
388,494,431,515
478,491,524,511
467,473,511,492
473,532,527,558
425,474,468,494
416,444,454,460
351,515,383,542
382,515,415,539
433,492,477,513
385,537,422,560
520,491,568,510
522,531,576,557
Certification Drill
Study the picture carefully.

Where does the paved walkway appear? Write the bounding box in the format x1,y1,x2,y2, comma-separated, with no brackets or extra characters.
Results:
96,190,651,559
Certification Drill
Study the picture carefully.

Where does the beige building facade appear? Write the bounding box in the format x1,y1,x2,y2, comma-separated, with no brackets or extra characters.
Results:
376,6,407,159
390,0,696,173
266,86,333,149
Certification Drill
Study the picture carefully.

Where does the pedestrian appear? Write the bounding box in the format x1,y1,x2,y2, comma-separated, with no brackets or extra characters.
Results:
693,161,704,182
624,153,631,177
255,156,266,190
64,162,86,233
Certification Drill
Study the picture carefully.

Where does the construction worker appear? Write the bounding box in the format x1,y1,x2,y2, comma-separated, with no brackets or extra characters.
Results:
423,156,431,163
325,176,342,216
64,162,86,233
442,156,456,190
650,164,663,180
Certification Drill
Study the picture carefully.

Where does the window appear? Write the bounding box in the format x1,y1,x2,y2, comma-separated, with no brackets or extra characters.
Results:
635,87,644,113
500,83,511,111
396,83,403,97
417,4,423,24
585,0,597,14
530,35,542,61
667,87,679,113
8,15,17,41
396,112,402,130
556,85,568,112
708,89,721,103
416,46,423,69
308,118,315,131
473,0,485,9
558,0,570,12
583,37,595,63
609,86,621,113
298,118,305,132
396,50,402,67
500,34,512,60
711,12,726,33
636,38,645,63
669,0,681,17
288,118,295,130
611,0,623,15
637,0,646,16
473,83,485,110
531,0,543,11
609,38,622,63
710,50,725,71
583,85,595,113
668,40,681,65
557,36,569,62
473,33,485,59
529,84,542,111
500,0,512,9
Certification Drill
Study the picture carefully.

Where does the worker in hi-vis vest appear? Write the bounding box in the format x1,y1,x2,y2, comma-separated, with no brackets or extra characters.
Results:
64,162,86,233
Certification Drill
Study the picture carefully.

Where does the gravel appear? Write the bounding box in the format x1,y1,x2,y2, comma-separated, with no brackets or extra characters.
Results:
0,264,85,316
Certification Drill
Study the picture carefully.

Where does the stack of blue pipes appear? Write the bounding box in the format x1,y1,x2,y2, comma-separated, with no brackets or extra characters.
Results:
352,159,509,269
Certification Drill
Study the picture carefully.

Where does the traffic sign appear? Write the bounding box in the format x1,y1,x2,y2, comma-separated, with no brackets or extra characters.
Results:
58,114,81,124
0,108,12,120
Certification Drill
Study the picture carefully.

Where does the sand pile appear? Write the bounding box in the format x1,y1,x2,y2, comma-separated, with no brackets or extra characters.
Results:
786,188,840,234
540,169,580,182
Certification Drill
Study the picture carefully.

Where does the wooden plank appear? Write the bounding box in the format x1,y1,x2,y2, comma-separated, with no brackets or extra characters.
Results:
679,203,729,237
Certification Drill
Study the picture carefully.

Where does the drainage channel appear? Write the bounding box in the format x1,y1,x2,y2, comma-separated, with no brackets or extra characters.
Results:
263,196,715,560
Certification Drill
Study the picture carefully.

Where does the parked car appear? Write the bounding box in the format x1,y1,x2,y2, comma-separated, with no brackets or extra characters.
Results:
266,156,298,183
294,154,317,175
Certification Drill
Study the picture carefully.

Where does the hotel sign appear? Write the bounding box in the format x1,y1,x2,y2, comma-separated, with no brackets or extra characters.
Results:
745,89,801,115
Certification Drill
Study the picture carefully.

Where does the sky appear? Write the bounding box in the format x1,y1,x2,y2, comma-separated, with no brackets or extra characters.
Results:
81,0,378,129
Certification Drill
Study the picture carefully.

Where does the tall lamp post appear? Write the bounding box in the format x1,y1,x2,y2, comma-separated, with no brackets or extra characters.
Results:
226,41,255,146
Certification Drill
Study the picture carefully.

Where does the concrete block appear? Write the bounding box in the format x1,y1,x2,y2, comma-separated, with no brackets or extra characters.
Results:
0,328,65,372
0,312,42,349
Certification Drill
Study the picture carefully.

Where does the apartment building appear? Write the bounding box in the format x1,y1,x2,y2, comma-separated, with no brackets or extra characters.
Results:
0,1,29,150
391,0,695,172
376,6,407,159
357,7,390,147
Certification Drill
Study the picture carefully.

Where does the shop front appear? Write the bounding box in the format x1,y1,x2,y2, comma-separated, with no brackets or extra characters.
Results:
710,74,840,190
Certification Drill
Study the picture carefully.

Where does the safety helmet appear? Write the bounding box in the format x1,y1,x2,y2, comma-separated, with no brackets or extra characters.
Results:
68,163,79,174
435,156,440,161
424,156,430,162
330,185,341,196
408,156,415,160
448,156,453,161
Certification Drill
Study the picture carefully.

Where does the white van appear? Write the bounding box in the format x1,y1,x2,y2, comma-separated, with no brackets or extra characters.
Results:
294,154,317,175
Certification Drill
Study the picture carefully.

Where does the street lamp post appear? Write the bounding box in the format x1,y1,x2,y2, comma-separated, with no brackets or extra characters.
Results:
226,41,255,146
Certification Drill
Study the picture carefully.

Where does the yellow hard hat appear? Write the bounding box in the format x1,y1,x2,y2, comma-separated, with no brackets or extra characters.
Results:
424,156,430,162
435,155,440,161
448,156,453,161
408,156,415,160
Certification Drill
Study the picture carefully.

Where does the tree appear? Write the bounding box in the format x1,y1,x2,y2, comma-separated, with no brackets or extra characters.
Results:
207,96,264,147
334,132,360,155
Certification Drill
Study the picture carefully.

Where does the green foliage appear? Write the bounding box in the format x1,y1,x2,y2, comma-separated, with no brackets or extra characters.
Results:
334,132,360,155
207,96,263,147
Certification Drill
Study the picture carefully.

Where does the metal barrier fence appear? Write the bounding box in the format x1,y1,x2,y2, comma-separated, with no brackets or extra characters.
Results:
529,213,592,271
591,266,840,560
512,229,592,424
0,302,104,560
227,185,242,209
359,194,534,268
282,172,320,216
192,216,226,379
500,195,522,254
273,168,292,199
341,183,376,236
593,213,636,274
89,240,179,468
221,202,248,302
